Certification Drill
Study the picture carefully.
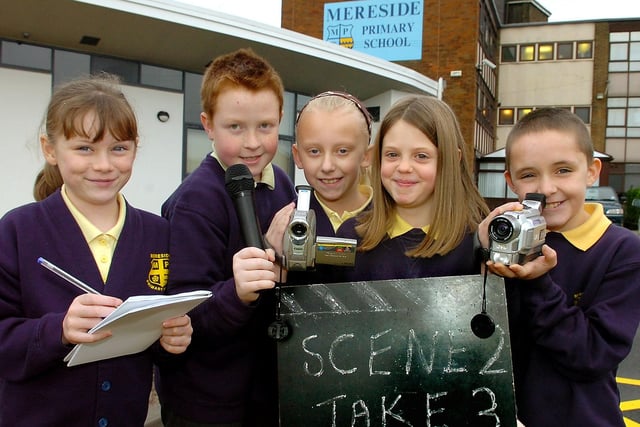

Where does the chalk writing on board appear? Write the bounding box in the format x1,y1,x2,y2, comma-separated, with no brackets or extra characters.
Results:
300,326,507,377
278,275,517,427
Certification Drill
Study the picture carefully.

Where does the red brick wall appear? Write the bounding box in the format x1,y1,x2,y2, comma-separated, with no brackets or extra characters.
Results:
281,0,482,160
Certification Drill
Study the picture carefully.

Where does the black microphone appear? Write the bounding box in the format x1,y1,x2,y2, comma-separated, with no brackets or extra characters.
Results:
225,163,265,249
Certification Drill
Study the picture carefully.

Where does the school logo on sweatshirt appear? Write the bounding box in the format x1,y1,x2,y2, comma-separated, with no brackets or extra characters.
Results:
147,253,169,291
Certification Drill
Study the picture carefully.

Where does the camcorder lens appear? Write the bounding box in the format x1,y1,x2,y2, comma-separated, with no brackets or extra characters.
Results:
291,222,307,237
489,217,514,242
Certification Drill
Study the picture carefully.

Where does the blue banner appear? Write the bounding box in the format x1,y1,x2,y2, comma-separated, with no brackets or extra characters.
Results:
324,0,424,61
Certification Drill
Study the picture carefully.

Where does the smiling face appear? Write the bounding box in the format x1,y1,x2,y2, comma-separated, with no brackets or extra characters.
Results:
202,86,281,180
293,107,371,213
380,119,439,227
41,111,136,217
505,129,601,232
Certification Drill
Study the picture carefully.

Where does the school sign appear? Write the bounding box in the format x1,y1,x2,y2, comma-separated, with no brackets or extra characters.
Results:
323,0,424,61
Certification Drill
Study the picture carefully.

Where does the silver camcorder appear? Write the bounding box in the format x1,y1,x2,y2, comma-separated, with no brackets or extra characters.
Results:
283,186,357,271
488,193,547,265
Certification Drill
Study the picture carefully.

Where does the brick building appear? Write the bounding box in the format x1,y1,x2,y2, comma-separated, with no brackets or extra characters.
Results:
281,0,640,198
282,0,502,168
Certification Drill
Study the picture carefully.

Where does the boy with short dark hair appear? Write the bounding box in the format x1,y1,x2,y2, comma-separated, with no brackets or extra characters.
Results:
479,107,640,427
155,48,296,427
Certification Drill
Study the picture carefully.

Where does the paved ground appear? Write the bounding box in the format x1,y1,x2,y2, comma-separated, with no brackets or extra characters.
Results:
619,325,640,426
619,230,640,427
145,388,162,427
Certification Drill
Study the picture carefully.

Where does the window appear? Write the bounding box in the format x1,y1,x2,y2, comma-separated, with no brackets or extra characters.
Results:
557,42,573,60
608,97,627,108
609,62,629,72
607,127,626,137
629,108,640,127
520,44,535,61
500,40,593,63
185,127,211,175
478,162,509,198
1,41,51,70
498,108,515,125
140,64,182,91
610,32,629,43
518,108,533,120
53,50,90,87
92,56,139,85
576,41,592,59
608,108,626,126
279,91,295,137
630,42,640,61
501,45,517,62
538,43,554,60
574,107,591,124
610,43,628,61
184,72,203,124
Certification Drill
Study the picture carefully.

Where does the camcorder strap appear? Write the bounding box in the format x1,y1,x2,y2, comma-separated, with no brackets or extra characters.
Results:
471,247,496,339
267,254,291,341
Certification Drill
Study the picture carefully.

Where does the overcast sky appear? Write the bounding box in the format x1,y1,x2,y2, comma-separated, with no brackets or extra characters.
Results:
175,0,640,26
539,0,640,22
175,0,282,26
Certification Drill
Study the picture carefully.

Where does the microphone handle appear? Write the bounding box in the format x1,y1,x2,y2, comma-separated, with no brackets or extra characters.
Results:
233,192,264,249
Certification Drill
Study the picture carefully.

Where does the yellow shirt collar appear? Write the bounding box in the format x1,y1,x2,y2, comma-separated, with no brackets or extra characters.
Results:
61,184,126,241
61,185,126,283
560,203,611,251
317,185,373,232
388,213,430,238
210,151,275,190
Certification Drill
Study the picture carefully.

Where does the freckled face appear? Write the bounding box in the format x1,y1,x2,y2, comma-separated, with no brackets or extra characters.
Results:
380,120,438,223
202,87,281,181
505,130,600,232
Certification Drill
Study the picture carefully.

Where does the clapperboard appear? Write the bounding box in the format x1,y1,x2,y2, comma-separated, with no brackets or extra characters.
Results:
277,275,517,427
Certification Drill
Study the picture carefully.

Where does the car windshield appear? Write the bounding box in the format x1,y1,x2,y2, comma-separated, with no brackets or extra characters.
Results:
585,187,618,201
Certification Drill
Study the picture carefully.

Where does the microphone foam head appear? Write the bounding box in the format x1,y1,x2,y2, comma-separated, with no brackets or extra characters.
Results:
225,163,255,195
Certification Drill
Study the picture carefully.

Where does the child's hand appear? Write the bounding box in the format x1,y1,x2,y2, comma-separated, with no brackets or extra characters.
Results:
264,202,295,256
62,294,123,345
478,201,523,248
233,247,277,303
487,244,557,280
159,314,192,354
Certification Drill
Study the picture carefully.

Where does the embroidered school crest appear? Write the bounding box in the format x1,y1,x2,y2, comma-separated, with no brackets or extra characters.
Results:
147,253,169,291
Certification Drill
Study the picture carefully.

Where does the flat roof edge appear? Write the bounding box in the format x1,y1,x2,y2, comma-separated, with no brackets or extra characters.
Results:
75,0,439,96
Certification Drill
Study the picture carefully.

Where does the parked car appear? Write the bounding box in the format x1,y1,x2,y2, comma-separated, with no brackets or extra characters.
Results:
585,186,624,225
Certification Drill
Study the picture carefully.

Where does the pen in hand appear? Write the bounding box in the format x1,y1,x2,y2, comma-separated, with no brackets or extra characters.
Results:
38,257,102,295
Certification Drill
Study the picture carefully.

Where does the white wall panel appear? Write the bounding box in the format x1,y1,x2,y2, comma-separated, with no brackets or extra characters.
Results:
0,68,51,216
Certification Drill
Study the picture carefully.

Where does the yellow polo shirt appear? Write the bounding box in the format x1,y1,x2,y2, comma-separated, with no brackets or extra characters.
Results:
61,185,126,283
210,151,276,189
317,185,373,232
561,203,611,251
388,213,429,238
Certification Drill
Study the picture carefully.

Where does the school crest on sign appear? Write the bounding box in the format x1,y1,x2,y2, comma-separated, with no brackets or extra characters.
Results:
326,24,354,49
147,253,169,291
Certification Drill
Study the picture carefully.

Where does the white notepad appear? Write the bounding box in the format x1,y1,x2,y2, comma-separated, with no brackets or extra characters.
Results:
64,290,212,367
